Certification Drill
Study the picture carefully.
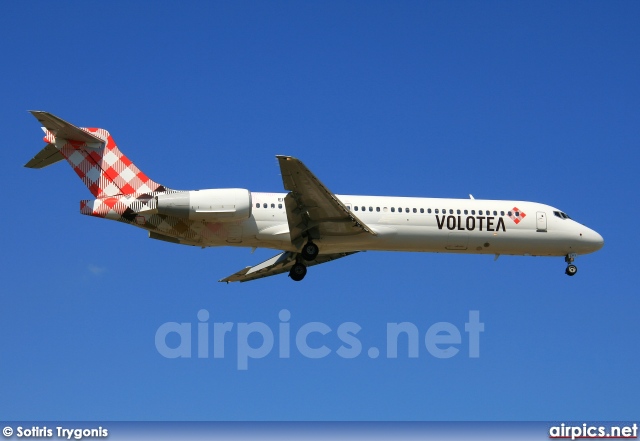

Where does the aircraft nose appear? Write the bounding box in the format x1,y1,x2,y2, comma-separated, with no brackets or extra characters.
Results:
583,228,604,252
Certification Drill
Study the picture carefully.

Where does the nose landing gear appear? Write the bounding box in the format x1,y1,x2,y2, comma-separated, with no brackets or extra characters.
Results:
565,253,578,276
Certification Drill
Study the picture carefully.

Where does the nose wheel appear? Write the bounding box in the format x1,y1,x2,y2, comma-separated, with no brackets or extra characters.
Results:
565,254,578,276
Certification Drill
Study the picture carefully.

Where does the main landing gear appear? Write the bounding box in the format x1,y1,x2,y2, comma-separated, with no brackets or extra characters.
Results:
289,241,319,282
301,240,319,261
565,253,578,276
289,262,307,282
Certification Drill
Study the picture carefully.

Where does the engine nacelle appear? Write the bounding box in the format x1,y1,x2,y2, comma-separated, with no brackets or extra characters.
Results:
156,188,252,222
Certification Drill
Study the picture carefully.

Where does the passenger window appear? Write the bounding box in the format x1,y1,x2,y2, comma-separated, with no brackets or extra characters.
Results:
256,203,260,208
464,210,468,215
428,208,432,213
354,206,359,211
449,209,454,214
420,208,424,213
263,203,267,208
362,206,365,211
508,211,512,216
383,207,388,212
376,207,380,212
515,212,520,217
456,209,460,214
435,209,439,214
391,207,395,213
493,211,497,216
500,211,505,216
479,210,483,215
369,207,373,212
471,210,476,215
271,203,275,208
279,204,283,209
405,208,410,213
413,208,417,213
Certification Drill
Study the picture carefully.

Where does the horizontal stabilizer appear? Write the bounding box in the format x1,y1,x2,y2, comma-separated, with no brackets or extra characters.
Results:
24,143,64,169
29,110,105,146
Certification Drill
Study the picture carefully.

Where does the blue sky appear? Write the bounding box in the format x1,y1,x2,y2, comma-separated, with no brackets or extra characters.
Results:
1,2,638,421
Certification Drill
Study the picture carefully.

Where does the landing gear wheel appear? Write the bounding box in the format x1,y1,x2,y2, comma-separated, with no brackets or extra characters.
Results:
301,241,319,261
289,263,307,281
565,264,578,276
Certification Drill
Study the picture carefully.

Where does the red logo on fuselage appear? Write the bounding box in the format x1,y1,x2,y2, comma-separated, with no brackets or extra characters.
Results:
509,207,526,224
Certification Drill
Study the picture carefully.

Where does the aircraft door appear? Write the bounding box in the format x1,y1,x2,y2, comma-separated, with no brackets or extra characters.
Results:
536,212,547,232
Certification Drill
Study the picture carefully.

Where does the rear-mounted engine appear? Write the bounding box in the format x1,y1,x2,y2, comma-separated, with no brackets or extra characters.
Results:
156,188,252,221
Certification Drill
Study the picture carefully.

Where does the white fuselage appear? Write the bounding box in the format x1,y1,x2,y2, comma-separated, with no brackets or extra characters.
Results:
191,192,604,257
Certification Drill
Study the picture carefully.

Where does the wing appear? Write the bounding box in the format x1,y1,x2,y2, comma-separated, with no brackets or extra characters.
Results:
276,155,376,247
219,251,358,283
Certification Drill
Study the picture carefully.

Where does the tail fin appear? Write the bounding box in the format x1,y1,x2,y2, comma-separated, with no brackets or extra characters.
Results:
25,111,168,197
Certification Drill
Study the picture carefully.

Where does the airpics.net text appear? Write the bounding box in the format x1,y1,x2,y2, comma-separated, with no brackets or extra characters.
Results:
155,309,484,370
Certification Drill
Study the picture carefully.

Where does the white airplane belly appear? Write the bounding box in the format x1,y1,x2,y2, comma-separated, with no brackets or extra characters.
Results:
311,224,572,256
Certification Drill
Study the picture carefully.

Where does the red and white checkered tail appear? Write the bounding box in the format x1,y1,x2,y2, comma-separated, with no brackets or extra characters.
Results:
25,111,168,198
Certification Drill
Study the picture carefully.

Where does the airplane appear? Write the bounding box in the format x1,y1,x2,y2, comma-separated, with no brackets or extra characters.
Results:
25,111,604,282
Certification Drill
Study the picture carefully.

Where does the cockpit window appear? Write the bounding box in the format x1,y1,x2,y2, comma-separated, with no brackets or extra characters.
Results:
554,211,572,220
